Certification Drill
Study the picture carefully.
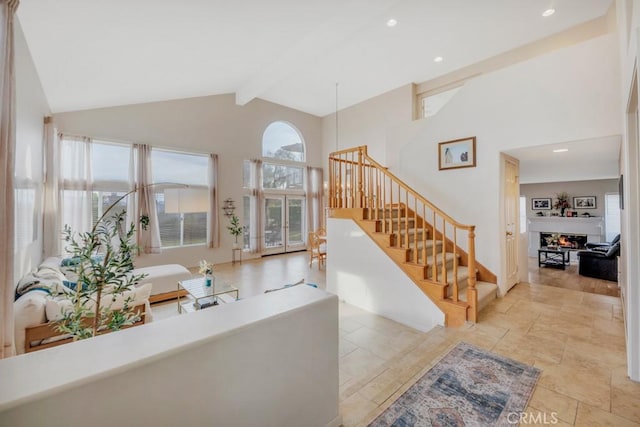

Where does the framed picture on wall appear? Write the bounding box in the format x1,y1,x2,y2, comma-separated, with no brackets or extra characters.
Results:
438,137,476,170
531,198,551,210
573,196,596,209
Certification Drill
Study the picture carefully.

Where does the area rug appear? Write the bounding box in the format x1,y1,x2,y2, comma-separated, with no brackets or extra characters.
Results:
368,342,541,427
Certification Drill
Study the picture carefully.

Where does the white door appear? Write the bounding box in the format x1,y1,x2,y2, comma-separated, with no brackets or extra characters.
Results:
263,195,306,255
504,155,520,291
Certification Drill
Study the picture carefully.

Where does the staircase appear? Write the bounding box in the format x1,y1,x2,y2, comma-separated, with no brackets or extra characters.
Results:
328,146,497,327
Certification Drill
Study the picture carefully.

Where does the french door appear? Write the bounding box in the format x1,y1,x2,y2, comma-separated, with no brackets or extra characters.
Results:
263,195,306,254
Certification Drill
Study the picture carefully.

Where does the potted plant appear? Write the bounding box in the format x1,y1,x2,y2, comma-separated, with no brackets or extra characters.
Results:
55,193,148,341
227,214,243,249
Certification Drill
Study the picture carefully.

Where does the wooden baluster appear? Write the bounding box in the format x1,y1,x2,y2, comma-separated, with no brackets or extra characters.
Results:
441,218,447,286
452,228,458,303
467,227,478,323
422,204,427,266
431,210,436,281
357,149,363,208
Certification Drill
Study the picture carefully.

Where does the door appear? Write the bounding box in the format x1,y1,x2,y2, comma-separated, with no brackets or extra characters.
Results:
503,155,520,291
263,195,306,254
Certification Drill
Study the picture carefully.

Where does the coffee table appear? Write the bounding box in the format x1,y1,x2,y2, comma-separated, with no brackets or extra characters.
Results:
177,276,239,313
538,247,571,269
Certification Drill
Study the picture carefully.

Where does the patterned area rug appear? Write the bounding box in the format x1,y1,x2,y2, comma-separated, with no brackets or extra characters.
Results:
368,342,541,427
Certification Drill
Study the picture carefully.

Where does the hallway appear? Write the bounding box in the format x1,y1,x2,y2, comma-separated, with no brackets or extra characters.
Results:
527,257,620,297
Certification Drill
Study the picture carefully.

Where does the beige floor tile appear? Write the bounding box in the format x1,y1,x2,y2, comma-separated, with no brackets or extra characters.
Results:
564,336,627,371
339,337,359,358
358,368,405,405
611,367,640,423
575,402,640,427
493,329,565,364
527,386,578,424
535,360,611,411
340,347,387,380
339,392,378,427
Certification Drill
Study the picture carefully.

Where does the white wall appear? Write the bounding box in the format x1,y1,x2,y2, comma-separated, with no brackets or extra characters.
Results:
616,0,640,382
321,32,620,302
321,84,413,165
521,179,619,219
326,218,444,332
15,20,50,282
53,94,323,268
0,286,340,427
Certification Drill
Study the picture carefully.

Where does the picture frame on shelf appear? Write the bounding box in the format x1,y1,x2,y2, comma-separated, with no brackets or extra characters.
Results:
573,196,596,209
438,137,476,170
531,198,552,210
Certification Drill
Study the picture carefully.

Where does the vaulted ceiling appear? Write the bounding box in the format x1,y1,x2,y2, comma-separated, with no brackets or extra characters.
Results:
17,0,613,117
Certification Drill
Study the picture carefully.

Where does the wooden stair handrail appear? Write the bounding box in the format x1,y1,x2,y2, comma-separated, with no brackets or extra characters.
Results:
329,146,474,231
329,145,479,324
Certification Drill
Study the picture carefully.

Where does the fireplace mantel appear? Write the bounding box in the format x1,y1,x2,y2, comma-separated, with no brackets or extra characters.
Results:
527,217,605,258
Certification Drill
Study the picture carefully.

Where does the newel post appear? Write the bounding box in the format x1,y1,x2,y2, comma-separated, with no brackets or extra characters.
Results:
357,147,364,208
467,227,478,323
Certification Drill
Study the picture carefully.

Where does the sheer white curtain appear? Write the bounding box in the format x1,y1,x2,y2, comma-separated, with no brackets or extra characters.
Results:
306,166,324,233
60,135,93,240
135,144,161,254
249,159,263,254
42,117,60,257
0,0,19,358
207,153,220,248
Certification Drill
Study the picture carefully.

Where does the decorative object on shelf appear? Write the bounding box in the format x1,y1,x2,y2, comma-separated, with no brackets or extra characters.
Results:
198,259,214,287
573,196,596,209
536,211,545,216
544,233,561,248
582,212,591,217
227,214,243,248
553,192,571,216
438,136,476,170
532,198,551,210
222,198,236,218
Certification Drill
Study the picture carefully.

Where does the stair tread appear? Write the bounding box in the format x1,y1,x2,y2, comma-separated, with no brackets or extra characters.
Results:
459,282,498,311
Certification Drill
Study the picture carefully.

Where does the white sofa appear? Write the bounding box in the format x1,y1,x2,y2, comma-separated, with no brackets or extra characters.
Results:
13,257,192,354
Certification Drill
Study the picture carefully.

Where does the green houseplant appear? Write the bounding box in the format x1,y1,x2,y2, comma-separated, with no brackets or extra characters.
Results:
55,194,148,341
227,214,243,248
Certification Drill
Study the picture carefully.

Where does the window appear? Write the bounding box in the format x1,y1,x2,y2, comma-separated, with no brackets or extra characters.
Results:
418,86,463,119
60,138,134,233
262,121,305,162
59,136,212,250
605,193,621,242
262,163,304,190
152,149,208,248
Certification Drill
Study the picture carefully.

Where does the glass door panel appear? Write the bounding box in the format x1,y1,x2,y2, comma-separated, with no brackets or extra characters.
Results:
264,197,284,253
286,197,306,251
262,195,306,254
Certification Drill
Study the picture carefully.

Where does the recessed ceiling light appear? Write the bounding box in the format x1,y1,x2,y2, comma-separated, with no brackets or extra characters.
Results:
542,8,555,17
386,18,397,27
553,148,568,153
434,56,443,63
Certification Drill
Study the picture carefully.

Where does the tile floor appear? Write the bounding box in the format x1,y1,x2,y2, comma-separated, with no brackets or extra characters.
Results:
152,252,640,426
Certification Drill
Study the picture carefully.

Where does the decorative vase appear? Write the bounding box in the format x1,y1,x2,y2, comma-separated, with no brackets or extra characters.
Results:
560,207,565,217
205,274,212,287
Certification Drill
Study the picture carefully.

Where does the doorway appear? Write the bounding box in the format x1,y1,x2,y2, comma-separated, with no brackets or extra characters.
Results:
263,195,306,254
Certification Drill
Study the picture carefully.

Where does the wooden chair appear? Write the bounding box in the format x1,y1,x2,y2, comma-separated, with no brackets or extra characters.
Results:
308,232,327,269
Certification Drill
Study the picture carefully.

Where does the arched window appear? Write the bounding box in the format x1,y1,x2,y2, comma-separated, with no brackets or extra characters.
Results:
262,121,305,162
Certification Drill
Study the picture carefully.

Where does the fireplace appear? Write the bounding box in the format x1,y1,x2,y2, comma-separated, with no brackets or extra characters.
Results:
540,232,587,249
